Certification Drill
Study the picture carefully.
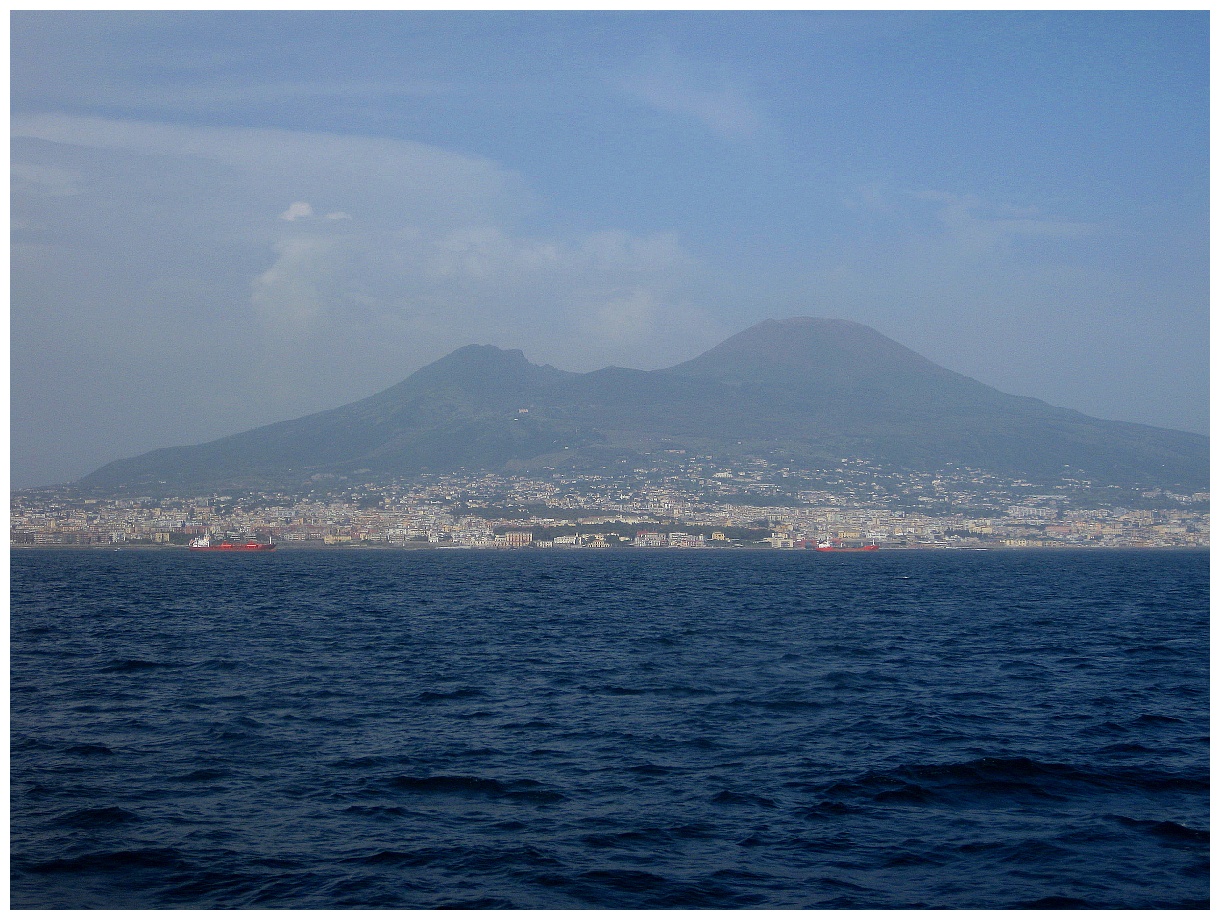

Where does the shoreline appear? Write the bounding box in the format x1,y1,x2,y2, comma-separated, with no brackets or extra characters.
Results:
10,543,1209,553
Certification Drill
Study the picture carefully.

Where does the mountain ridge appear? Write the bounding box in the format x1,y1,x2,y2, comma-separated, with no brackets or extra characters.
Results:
78,318,1208,495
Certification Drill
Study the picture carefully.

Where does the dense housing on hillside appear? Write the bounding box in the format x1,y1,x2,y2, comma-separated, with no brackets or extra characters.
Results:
13,456,1209,551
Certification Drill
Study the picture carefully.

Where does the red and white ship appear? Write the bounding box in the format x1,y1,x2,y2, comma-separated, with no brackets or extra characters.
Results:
815,541,879,553
188,536,276,552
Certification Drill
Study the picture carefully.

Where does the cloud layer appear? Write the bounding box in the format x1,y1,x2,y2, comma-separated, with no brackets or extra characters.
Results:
12,115,727,486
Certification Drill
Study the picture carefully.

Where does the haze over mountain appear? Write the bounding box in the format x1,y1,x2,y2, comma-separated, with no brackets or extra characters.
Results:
79,318,1208,496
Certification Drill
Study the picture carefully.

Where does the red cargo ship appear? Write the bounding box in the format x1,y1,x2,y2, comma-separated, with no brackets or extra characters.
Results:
188,536,276,552
815,542,879,552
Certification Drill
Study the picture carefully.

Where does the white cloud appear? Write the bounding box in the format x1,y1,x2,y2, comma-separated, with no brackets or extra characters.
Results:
617,54,766,143
11,113,723,487
279,201,313,221
844,183,1098,258
574,288,666,346
910,189,1097,250
250,235,334,332
11,113,533,228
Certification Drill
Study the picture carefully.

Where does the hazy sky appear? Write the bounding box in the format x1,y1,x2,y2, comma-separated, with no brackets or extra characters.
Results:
11,11,1209,489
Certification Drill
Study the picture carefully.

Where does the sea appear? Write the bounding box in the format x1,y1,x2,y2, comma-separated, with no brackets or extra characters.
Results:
10,547,1209,909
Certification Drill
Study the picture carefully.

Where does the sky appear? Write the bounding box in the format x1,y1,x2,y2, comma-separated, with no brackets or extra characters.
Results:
10,11,1210,490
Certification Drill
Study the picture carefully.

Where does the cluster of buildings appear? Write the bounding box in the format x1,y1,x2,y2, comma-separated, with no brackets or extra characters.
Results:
10,457,1209,551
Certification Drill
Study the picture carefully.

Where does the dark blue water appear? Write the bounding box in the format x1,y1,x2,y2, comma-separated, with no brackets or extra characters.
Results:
11,548,1208,908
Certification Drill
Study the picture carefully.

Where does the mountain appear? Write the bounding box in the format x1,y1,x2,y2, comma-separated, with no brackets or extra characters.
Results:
78,318,1208,495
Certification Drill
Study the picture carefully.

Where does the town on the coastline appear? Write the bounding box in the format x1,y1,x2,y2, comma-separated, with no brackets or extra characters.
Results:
11,454,1209,550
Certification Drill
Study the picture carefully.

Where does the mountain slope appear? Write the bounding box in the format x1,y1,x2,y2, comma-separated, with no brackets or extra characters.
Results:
79,318,1208,495
661,319,1208,484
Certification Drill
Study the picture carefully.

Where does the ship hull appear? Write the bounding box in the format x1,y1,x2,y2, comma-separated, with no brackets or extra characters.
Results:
189,542,276,552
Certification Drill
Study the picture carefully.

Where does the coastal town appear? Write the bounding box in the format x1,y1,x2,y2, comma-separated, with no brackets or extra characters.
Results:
11,455,1209,551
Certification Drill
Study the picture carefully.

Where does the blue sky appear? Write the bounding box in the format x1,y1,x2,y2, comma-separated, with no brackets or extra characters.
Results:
11,11,1209,488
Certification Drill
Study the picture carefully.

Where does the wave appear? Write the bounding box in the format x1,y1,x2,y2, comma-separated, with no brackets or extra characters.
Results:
11,550,1209,909
1111,815,1209,843
174,767,230,782
796,756,1209,807
370,774,566,803
1133,713,1185,725
536,867,767,908
341,804,410,818
499,719,556,729
582,824,717,850
63,743,113,756
99,659,178,673
52,806,141,828
712,790,778,808
434,895,519,908
348,848,441,868
626,763,672,776
415,688,486,702
24,847,186,874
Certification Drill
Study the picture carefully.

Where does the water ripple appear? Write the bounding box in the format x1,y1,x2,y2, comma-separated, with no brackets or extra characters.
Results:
11,548,1209,909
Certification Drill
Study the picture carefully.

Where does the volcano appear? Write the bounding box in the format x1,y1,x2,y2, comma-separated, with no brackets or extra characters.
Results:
79,318,1208,495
